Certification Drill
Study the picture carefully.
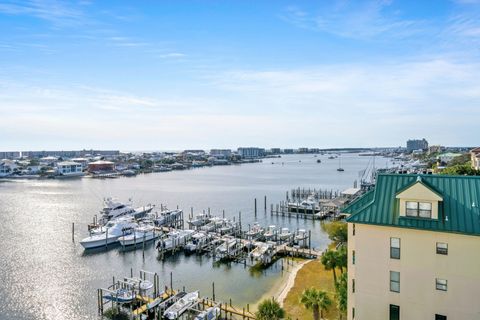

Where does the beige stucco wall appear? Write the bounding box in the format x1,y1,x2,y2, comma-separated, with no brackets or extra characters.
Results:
347,223,480,320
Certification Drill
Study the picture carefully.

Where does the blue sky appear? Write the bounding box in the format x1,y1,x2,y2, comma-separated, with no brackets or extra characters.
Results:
0,0,479,151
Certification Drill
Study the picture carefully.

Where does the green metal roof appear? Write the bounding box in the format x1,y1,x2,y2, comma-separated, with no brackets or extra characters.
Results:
345,173,480,236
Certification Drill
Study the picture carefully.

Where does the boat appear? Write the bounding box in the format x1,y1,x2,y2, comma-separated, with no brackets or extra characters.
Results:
101,197,153,221
164,291,199,319
215,238,238,259
279,227,292,241
287,197,319,214
218,221,235,235
200,216,224,232
317,159,321,163
125,277,154,291
194,306,220,320
264,225,277,240
153,209,183,227
156,229,195,251
245,223,264,240
185,232,211,253
249,242,275,265
294,229,308,242
102,288,135,304
337,156,345,172
80,218,137,249
188,213,211,227
118,224,159,247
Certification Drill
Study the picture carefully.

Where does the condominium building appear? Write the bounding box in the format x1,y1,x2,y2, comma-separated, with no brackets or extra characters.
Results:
237,147,265,159
406,139,429,153
343,174,480,320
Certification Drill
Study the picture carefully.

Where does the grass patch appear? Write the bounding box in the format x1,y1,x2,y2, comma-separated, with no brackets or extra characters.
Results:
283,259,342,320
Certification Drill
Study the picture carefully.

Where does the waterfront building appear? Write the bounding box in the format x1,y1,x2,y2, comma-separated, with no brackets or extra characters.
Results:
429,145,445,154
87,160,115,173
471,148,480,170
56,161,84,176
406,139,428,153
22,150,120,158
0,160,17,177
210,149,232,158
237,147,265,159
283,149,294,154
298,147,309,153
269,148,281,154
344,173,480,320
0,151,20,159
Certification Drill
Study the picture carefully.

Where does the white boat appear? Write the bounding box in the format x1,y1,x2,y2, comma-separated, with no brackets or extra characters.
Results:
249,242,275,265
279,227,292,241
215,238,238,259
103,288,135,304
80,218,137,249
195,306,220,320
125,277,154,291
101,197,153,221
246,223,264,240
200,217,223,232
156,229,195,251
164,291,199,319
218,222,235,235
294,229,308,242
264,225,277,240
118,224,159,247
153,209,183,227
185,232,210,253
188,213,211,227
287,197,319,214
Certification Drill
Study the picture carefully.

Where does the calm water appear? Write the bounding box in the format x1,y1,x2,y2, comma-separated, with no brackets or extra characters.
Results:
0,153,388,319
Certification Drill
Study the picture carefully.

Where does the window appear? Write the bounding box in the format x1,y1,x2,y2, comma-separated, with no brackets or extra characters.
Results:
436,242,448,255
352,250,356,265
390,271,400,292
435,315,447,320
390,238,400,259
353,223,355,236
436,278,447,291
389,304,400,320
406,201,432,218
352,307,355,319
352,279,355,293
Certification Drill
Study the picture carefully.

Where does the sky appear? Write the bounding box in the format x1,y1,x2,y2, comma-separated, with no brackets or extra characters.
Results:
0,0,479,151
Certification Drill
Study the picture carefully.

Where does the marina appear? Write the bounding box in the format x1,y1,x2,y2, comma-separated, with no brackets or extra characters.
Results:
0,153,393,319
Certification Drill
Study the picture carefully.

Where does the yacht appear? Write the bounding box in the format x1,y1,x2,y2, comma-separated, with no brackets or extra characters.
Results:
249,242,275,266
200,216,224,232
156,229,195,252
185,232,211,253
188,213,211,228
215,238,238,259
80,218,137,249
287,197,319,214
294,229,308,242
153,209,183,227
101,197,153,221
164,291,199,319
118,224,159,247
194,306,220,320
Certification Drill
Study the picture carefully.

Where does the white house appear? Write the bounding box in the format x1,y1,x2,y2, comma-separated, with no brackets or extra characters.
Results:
0,160,18,177
56,161,84,177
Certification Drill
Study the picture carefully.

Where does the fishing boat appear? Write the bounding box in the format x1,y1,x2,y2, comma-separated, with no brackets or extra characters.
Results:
80,218,137,249
264,225,277,240
164,291,199,319
184,232,211,253
194,306,220,320
153,209,183,227
294,229,308,242
188,213,211,227
287,196,319,214
337,156,345,172
200,216,224,232
156,229,195,252
279,227,292,241
218,220,235,235
118,224,159,247
249,242,275,266
125,277,154,291
245,223,264,240
215,238,238,259
102,288,135,304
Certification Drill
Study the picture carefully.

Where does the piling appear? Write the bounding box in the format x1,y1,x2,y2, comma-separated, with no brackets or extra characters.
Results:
254,198,257,216
72,222,75,242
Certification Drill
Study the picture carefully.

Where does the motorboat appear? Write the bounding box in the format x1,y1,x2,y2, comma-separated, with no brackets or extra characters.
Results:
156,229,195,251
287,197,319,214
101,197,153,221
125,277,154,292
153,209,183,227
80,218,137,249
279,227,292,241
218,221,235,235
118,224,159,247
188,213,211,227
195,306,220,320
294,229,308,242
185,232,211,253
200,216,223,232
215,238,238,259
249,242,275,265
102,288,135,304
164,291,199,319
245,223,264,240
264,225,277,240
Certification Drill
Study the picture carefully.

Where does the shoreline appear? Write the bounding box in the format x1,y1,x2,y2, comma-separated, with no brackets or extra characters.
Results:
251,258,314,311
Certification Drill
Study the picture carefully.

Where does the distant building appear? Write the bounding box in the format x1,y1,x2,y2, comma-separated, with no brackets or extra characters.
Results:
283,149,294,154
22,150,120,158
210,149,232,158
269,148,281,154
0,151,20,159
428,145,444,154
344,174,480,320
57,161,84,176
309,148,320,153
470,147,480,170
0,160,17,177
298,148,309,153
406,139,428,153
87,160,115,173
237,147,265,159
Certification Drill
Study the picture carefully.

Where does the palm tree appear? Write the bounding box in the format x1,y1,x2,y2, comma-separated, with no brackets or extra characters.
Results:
300,288,332,320
255,298,285,320
321,249,338,283
336,246,347,274
335,273,348,320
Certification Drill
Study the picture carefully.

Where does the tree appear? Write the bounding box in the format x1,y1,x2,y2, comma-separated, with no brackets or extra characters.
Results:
336,246,348,274
322,221,348,246
335,273,348,320
255,298,285,320
321,249,338,283
300,288,332,320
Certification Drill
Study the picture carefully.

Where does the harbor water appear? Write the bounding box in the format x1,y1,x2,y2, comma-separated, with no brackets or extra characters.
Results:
0,153,389,319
